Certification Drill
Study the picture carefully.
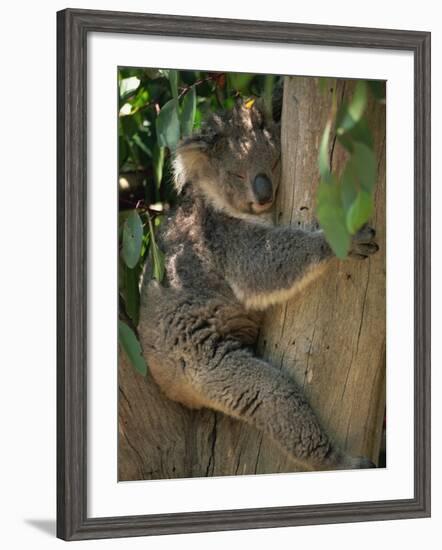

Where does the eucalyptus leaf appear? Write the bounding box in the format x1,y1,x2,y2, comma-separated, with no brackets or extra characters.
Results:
348,81,368,124
346,191,374,234
122,210,143,269
169,69,179,101
350,142,377,193
180,87,196,137
151,239,165,282
118,136,128,168
337,118,373,152
340,164,358,211
118,256,126,292
118,321,147,376
156,99,180,150
119,76,140,99
141,231,150,257
131,88,149,110
316,178,350,259
121,263,141,325
337,80,368,133
153,145,165,189
132,133,152,157
194,107,203,129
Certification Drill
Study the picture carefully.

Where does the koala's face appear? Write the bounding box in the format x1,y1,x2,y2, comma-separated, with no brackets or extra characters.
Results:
173,102,281,219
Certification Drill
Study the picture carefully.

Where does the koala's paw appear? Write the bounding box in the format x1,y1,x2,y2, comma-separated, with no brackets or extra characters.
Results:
349,225,379,260
322,449,376,470
349,456,377,469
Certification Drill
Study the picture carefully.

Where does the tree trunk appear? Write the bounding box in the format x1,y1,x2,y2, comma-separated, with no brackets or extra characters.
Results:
118,76,386,481
257,76,386,470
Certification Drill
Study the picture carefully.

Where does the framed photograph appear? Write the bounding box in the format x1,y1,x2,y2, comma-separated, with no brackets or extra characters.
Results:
57,8,431,541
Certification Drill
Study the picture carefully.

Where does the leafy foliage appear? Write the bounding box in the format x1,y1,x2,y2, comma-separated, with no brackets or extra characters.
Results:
316,80,384,258
118,321,148,376
121,210,143,269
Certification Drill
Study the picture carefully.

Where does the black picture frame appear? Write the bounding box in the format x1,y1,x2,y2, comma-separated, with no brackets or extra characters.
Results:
57,8,431,541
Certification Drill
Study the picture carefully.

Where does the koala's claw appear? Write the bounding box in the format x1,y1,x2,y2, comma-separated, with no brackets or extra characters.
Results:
353,225,376,242
349,225,379,260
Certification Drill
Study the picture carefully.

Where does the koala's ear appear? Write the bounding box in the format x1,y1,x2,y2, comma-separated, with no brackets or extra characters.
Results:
173,135,214,194
176,134,212,153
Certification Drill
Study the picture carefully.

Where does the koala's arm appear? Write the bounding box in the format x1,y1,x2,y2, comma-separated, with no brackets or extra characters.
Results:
221,222,332,309
220,221,378,309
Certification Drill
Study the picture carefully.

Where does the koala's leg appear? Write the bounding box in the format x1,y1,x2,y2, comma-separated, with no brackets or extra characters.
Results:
190,344,373,470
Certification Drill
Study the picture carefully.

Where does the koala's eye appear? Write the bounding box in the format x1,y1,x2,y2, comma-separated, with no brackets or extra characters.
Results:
227,171,246,181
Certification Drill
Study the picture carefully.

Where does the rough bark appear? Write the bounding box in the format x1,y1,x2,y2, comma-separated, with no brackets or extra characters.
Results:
118,76,386,481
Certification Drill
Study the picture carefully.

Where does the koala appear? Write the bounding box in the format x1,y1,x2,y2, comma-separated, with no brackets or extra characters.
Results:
138,101,379,471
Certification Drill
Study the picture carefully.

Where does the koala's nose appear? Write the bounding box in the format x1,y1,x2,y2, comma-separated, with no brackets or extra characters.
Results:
252,174,273,205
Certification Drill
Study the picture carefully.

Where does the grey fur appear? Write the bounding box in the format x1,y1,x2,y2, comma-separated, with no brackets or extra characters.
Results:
138,102,378,471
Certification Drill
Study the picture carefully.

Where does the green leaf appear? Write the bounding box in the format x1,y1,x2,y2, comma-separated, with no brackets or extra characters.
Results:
337,117,373,152
120,113,139,139
119,103,132,116
350,142,377,193
118,321,147,376
131,88,149,110
194,107,203,129
132,133,151,157
119,76,140,99
340,164,358,211
118,256,126,292
346,191,374,234
316,178,351,259
122,210,143,268
318,120,332,181
169,69,179,101
151,239,165,282
156,99,181,150
144,68,162,80
146,213,165,283
120,262,141,325
337,80,368,134
141,230,150,257
153,144,165,189
348,81,368,123
119,68,142,79
118,136,128,168
180,87,196,137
